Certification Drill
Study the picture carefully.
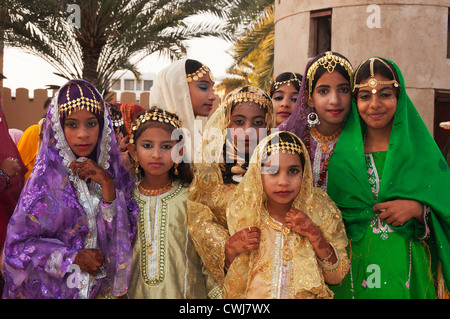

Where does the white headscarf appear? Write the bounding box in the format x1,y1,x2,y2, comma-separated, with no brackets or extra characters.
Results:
149,58,209,161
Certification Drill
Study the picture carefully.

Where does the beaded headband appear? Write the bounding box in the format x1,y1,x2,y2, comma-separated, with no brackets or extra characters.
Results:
59,82,104,116
224,91,273,111
186,65,215,83
129,107,182,144
273,73,302,90
306,51,353,99
224,87,273,130
352,57,400,93
263,135,303,160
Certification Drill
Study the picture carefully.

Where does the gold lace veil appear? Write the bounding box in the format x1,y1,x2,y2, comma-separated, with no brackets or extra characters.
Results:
187,86,275,285
223,131,349,298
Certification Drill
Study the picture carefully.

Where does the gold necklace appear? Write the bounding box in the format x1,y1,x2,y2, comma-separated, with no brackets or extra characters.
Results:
138,180,173,196
264,202,293,263
310,127,342,153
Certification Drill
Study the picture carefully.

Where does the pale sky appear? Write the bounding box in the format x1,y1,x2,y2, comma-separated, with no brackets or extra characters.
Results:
3,36,234,93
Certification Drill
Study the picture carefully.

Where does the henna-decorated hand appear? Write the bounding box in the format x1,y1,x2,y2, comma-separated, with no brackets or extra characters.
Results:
73,249,105,276
69,157,112,186
69,157,116,203
285,208,336,263
285,207,321,242
225,226,261,270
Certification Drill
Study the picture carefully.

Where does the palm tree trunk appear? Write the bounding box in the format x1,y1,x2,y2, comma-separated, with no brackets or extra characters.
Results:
81,44,101,89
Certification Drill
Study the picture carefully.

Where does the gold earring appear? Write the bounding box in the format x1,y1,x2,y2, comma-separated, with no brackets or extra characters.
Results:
174,163,179,176
135,161,140,174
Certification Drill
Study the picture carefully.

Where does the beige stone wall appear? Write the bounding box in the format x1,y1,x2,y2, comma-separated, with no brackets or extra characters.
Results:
274,0,450,134
1,87,220,132
1,87,151,131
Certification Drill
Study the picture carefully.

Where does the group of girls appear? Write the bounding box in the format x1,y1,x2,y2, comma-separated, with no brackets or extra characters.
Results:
1,52,449,300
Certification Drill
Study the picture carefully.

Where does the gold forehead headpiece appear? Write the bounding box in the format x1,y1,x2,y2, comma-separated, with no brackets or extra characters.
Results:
129,107,182,144
273,73,302,90
59,82,104,116
186,65,214,82
306,51,353,99
352,57,400,94
263,136,303,160
225,91,272,110
224,87,274,130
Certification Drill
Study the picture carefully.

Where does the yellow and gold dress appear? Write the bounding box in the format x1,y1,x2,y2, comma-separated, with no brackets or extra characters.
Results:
223,131,350,299
187,86,275,287
127,181,220,299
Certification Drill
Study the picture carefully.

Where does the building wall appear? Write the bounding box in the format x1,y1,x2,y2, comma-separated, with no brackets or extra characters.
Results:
1,87,220,132
1,87,151,131
274,0,450,134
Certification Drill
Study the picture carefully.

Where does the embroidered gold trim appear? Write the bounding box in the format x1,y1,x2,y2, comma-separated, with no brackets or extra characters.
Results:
136,182,183,286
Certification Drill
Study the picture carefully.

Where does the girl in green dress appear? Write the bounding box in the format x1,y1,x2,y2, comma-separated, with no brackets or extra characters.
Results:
327,57,450,299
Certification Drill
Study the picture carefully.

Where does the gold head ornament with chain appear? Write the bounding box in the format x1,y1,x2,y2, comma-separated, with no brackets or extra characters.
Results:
352,57,400,94
186,64,214,83
306,51,353,99
273,73,302,91
129,107,182,144
224,86,274,131
59,82,104,117
262,135,303,161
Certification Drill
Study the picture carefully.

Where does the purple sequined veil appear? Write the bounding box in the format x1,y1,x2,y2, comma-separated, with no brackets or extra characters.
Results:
2,79,138,299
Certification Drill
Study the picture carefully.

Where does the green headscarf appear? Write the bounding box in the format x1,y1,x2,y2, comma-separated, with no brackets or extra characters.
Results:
327,57,450,291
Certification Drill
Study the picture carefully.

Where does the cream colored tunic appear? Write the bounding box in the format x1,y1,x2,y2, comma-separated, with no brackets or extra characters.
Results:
127,182,220,299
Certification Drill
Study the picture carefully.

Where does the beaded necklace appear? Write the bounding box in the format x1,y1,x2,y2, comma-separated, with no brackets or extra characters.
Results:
305,127,341,188
138,180,174,196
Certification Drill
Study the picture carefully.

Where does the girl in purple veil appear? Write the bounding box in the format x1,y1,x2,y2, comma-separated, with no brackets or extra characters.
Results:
278,52,353,191
1,79,138,299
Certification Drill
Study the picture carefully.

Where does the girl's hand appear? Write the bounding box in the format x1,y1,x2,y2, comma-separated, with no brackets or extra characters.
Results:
285,207,321,242
73,249,105,276
373,199,424,226
0,157,21,178
69,158,112,186
69,158,116,202
225,227,261,270
286,207,336,263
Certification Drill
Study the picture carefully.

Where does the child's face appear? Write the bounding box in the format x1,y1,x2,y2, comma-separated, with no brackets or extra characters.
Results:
228,101,267,155
261,151,303,207
272,83,299,126
131,127,178,178
188,72,216,118
356,74,398,131
64,108,100,157
307,71,351,132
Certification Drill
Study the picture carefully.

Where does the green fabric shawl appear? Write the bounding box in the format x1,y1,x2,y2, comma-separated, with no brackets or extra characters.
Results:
327,57,450,291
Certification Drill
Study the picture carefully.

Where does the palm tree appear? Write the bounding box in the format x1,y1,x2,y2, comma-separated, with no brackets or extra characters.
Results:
2,0,234,95
220,0,274,93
